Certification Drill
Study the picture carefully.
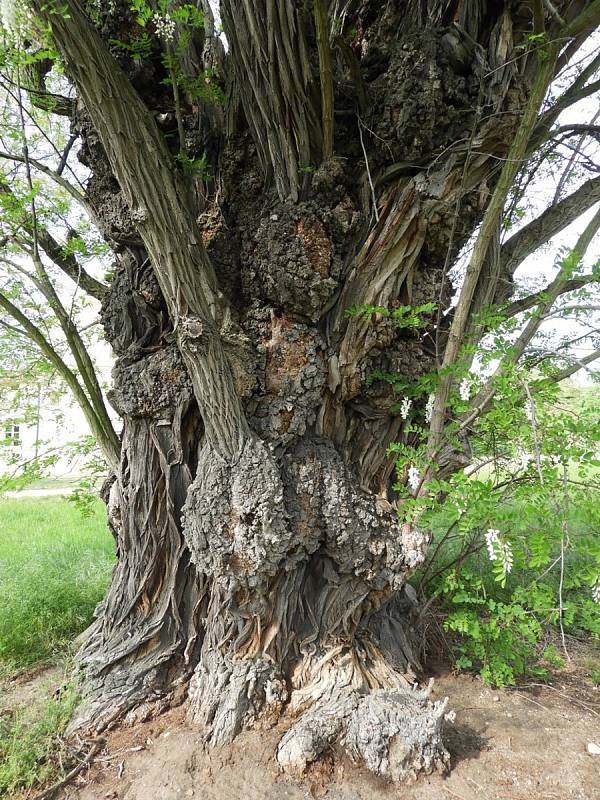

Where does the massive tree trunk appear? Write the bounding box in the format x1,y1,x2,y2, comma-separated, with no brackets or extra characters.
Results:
30,0,580,781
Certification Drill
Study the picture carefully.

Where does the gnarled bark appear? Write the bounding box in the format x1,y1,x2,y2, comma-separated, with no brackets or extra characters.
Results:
70,255,206,731
27,0,589,783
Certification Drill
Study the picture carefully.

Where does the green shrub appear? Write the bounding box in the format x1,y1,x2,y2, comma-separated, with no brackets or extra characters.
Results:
541,645,565,669
437,570,541,686
404,380,600,686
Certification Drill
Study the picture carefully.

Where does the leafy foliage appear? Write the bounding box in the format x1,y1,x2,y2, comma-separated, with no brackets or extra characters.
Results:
411,381,600,685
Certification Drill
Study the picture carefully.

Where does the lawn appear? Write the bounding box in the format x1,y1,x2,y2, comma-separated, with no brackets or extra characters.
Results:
0,496,115,676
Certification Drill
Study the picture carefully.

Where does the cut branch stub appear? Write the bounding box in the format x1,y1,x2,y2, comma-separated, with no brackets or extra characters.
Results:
344,688,450,782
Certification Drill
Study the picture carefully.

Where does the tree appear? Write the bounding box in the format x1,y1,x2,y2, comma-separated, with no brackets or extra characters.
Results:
2,0,600,782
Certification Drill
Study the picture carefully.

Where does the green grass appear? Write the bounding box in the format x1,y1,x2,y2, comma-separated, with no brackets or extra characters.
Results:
0,679,78,796
0,496,115,676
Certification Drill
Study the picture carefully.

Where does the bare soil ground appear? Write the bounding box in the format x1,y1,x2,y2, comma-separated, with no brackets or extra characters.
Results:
0,663,64,714
6,661,600,800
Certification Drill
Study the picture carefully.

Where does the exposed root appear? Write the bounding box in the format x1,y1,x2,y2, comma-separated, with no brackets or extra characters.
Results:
277,682,449,782
276,641,450,783
277,690,356,774
188,650,288,746
345,688,450,782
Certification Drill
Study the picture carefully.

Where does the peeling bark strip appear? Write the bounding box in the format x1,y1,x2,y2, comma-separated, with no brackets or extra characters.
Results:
26,0,597,782
220,0,321,201
71,415,206,732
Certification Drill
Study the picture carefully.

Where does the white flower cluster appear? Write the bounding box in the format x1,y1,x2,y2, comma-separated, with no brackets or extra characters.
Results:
407,465,420,493
517,450,532,471
400,397,412,420
153,12,176,42
459,376,473,401
593,579,600,605
425,393,435,423
485,528,513,575
498,540,514,574
485,528,500,558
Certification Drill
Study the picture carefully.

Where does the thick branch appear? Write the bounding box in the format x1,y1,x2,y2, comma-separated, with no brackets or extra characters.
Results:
33,0,250,460
0,150,92,215
0,290,119,469
427,42,560,458
533,54,600,143
459,205,600,435
502,274,599,318
29,249,119,459
544,346,600,383
36,228,108,300
22,57,75,117
550,123,600,141
495,174,600,301
0,180,107,300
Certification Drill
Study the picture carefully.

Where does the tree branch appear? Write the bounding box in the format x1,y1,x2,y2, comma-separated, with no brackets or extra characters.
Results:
22,57,75,117
10,68,118,466
426,39,560,461
550,123,600,141
0,150,91,214
501,275,599,319
0,180,107,300
494,174,600,302
34,0,251,460
0,289,119,469
553,108,600,204
534,46,600,142
459,205,600,433
37,228,108,300
543,347,600,383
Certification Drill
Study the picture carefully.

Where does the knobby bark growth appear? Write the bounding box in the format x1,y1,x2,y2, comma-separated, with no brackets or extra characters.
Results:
25,0,600,782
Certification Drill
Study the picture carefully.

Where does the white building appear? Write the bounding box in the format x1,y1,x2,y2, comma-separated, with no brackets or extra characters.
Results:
0,357,116,482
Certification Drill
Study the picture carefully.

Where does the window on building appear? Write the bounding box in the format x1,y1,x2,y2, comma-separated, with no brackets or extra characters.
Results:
4,424,21,446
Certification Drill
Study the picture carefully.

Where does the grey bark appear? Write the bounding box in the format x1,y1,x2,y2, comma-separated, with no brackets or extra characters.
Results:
27,0,590,782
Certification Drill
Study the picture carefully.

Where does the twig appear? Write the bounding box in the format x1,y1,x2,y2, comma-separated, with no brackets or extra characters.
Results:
544,0,566,27
444,788,470,800
522,380,544,485
31,737,105,800
515,691,550,712
512,684,600,718
57,133,78,176
357,115,379,223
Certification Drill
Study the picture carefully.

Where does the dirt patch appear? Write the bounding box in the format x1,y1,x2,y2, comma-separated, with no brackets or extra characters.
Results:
0,663,64,715
18,665,592,800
